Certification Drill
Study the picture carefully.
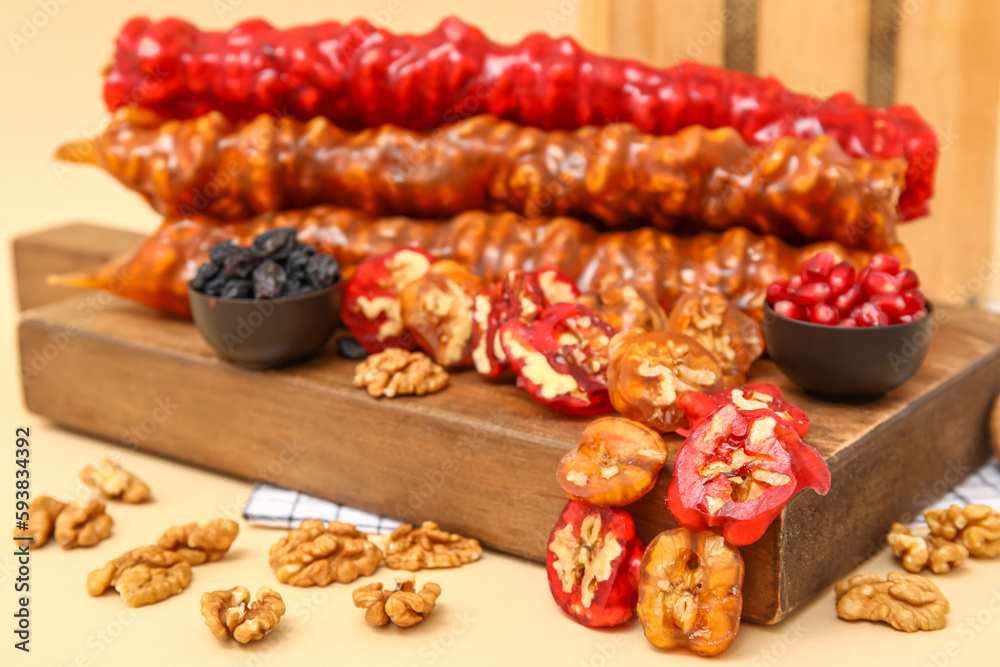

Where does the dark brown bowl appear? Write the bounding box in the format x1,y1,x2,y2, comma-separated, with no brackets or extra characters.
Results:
189,286,341,370
763,301,934,398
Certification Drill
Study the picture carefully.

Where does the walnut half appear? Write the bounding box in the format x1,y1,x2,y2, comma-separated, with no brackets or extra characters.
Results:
115,561,192,608
835,572,949,632
353,349,449,398
269,519,383,586
54,499,113,549
886,523,968,574
384,521,483,571
353,577,442,627
80,458,150,503
925,505,1000,558
156,518,240,564
13,495,66,548
201,586,285,643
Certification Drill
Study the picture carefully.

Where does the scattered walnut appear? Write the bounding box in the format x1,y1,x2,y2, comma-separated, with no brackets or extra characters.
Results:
353,349,449,398
269,519,383,586
12,495,65,548
353,577,442,628
201,586,286,643
835,572,949,632
886,523,968,574
925,505,1000,558
384,521,483,571
87,545,191,597
53,499,112,549
990,395,999,463
114,561,192,608
156,518,240,564
80,458,150,503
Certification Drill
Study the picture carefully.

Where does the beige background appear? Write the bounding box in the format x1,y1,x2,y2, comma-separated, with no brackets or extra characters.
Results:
2,1,1000,665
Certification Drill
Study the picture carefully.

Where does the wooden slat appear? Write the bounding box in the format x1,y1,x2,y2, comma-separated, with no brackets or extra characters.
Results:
894,0,1000,307
756,0,870,100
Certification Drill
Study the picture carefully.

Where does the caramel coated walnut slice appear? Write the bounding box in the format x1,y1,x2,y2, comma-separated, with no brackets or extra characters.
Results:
80,458,150,503
269,519,383,587
54,500,112,549
156,518,240,564
201,586,286,643
115,561,192,608
384,521,482,571
835,572,949,632
886,523,968,574
353,349,449,398
87,545,190,597
13,495,65,548
924,505,1000,558
353,577,442,628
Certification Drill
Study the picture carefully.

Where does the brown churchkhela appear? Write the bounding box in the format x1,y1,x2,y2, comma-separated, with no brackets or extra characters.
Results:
56,207,906,320
56,109,905,250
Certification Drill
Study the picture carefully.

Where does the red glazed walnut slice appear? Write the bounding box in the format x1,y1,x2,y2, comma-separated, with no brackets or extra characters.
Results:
269,519,383,586
637,528,744,657
400,260,483,367
557,417,669,506
607,331,723,432
580,284,668,333
668,290,764,382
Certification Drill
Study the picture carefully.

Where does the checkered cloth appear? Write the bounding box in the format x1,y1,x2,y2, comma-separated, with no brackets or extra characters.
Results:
243,460,1000,533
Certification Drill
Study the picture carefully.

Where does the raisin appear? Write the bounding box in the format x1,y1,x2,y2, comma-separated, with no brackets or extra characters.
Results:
220,279,253,299
254,227,297,261
189,262,220,291
285,250,312,281
202,270,229,297
305,254,340,289
223,247,263,278
336,337,369,360
208,240,238,265
253,260,288,299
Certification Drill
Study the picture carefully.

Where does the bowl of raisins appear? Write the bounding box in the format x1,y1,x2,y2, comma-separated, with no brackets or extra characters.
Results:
763,252,934,397
188,228,342,369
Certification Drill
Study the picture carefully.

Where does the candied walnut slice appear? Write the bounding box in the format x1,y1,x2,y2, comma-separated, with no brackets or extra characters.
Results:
400,260,483,367
835,572,949,632
557,417,669,507
269,519,383,586
924,504,1000,558
667,290,763,383
13,495,65,548
580,284,668,333
201,586,286,643
54,499,113,549
353,577,442,628
886,523,968,574
156,518,239,564
353,349,449,398
384,521,482,571
80,458,150,503
637,528,744,657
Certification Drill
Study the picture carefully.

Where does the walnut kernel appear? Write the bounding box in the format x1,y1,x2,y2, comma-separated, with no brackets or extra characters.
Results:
54,499,112,549
269,519,383,586
13,495,65,548
156,518,240,564
87,545,191,597
886,523,968,574
353,349,449,398
353,577,442,627
114,561,192,608
80,458,150,503
835,572,948,632
384,521,482,571
201,586,285,643
925,505,1000,558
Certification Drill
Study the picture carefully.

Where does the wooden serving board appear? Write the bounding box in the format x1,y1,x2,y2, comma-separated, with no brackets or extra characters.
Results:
14,223,1000,624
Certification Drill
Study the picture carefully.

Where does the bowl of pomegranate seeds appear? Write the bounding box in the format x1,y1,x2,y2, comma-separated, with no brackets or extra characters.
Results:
763,252,933,397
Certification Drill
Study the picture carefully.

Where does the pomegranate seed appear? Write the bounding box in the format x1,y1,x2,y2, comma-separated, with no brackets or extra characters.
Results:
773,300,805,321
827,262,857,297
786,276,804,300
766,279,788,304
809,303,839,325
863,270,900,296
834,284,866,315
838,318,859,327
898,269,920,291
854,302,889,327
892,315,915,324
858,267,870,285
868,253,902,275
901,289,926,315
796,282,831,306
871,294,908,317
801,251,835,283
